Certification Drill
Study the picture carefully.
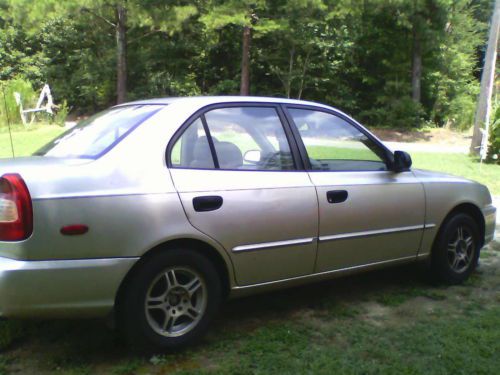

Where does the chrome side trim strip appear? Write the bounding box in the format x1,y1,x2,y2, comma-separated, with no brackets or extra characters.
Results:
232,237,315,253
319,225,424,242
232,255,418,290
233,224,435,252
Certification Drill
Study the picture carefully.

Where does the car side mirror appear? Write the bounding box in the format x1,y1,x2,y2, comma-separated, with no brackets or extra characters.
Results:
393,150,412,172
243,150,261,164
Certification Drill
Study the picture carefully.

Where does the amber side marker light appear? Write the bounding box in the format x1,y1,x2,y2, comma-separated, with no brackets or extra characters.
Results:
60,225,89,236
0,174,33,241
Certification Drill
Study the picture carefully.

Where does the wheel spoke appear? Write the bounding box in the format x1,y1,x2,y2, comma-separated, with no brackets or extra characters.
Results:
447,243,457,254
457,226,464,240
147,295,165,309
465,236,473,249
162,314,176,331
185,307,200,321
451,254,461,270
165,270,178,289
185,277,202,297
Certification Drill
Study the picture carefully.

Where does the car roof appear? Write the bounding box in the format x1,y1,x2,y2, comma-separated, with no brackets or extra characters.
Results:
116,96,333,110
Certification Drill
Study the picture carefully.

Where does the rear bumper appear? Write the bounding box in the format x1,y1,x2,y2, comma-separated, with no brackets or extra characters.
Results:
483,204,497,245
0,256,138,318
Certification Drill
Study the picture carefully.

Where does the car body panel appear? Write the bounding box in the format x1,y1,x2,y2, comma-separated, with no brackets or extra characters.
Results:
170,168,319,285
0,256,137,318
309,170,426,272
412,169,495,257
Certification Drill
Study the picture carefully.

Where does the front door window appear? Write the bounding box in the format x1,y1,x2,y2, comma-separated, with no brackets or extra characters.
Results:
288,108,387,171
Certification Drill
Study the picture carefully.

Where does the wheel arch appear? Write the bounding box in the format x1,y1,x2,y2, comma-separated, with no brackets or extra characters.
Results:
436,202,485,248
114,238,232,313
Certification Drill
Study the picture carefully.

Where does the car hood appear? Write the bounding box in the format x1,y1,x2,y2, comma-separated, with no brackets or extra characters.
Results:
412,168,477,185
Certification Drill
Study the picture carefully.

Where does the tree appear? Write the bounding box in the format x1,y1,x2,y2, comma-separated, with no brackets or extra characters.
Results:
257,0,328,99
1,0,197,103
0,0,492,132
470,0,500,156
202,0,282,95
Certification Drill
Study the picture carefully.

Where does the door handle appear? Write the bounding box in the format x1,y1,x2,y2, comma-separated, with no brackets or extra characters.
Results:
193,196,223,212
326,190,348,204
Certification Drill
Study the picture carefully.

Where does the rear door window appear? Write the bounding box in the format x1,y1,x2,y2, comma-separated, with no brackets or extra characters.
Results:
170,106,295,171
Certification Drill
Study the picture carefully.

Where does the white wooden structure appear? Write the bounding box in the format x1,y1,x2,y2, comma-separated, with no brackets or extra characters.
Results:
14,84,56,126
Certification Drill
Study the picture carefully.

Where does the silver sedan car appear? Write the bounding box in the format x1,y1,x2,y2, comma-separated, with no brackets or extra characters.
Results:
0,97,496,349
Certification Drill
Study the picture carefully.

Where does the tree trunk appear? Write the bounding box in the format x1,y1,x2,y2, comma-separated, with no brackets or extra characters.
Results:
116,4,127,104
411,27,422,103
286,48,295,98
470,0,500,156
297,51,311,100
240,26,251,96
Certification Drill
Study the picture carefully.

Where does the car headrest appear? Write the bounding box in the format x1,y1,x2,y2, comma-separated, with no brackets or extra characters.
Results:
190,136,216,168
215,141,243,169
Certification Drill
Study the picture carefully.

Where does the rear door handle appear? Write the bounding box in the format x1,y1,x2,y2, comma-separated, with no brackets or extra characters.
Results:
327,190,348,204
193,196,223,212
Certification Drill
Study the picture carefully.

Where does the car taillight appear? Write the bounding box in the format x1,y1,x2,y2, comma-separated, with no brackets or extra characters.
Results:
0,174,33,241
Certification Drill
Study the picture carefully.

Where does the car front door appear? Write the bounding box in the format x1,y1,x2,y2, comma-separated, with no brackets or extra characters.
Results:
168,104,319,286
285,106,426,273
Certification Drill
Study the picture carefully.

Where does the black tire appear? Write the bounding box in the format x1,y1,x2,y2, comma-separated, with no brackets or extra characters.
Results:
430,213,481,284
117,248,222,351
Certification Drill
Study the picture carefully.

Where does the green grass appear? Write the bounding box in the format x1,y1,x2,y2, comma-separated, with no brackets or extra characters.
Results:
0,125,65,158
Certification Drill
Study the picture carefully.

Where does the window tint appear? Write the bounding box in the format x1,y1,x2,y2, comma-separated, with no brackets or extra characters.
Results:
289,108,387,171
170,107,295,171
171,118,215,169
35,105,162,159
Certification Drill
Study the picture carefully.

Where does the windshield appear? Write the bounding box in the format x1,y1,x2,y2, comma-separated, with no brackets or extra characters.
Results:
35,105,163,159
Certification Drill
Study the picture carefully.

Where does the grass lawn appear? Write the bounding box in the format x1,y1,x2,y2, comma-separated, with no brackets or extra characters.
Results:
0,125,65,158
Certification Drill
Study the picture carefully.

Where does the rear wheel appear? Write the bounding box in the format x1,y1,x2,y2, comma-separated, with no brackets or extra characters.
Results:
430,213,480,284
118,249,222,350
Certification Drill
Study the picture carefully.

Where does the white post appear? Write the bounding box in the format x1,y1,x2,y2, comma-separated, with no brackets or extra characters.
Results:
470,0,500,159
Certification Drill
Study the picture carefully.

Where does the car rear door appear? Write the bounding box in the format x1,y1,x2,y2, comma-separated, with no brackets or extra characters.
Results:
284,105,426,273
167,104,319,286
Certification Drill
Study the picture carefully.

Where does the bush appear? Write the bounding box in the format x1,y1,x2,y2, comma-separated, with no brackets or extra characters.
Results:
0,78,37,127
53,99,69,126
486,105,500,164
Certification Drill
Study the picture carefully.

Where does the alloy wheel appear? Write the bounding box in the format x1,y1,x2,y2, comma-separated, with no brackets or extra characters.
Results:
145,267,207,337
447,225,475,273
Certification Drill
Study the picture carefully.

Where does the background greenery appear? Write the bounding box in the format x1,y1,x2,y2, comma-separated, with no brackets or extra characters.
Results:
0,0,495,133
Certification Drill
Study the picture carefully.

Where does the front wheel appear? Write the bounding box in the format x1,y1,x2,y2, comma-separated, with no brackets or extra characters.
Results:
118,249,222,350
430,213,481,284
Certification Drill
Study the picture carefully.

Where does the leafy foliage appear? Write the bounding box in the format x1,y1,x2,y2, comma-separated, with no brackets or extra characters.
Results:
487,104,500,164
0,0,494,131
0,78,37,125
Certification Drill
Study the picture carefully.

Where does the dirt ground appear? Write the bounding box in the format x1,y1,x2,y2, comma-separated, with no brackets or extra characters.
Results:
372,127,472,146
